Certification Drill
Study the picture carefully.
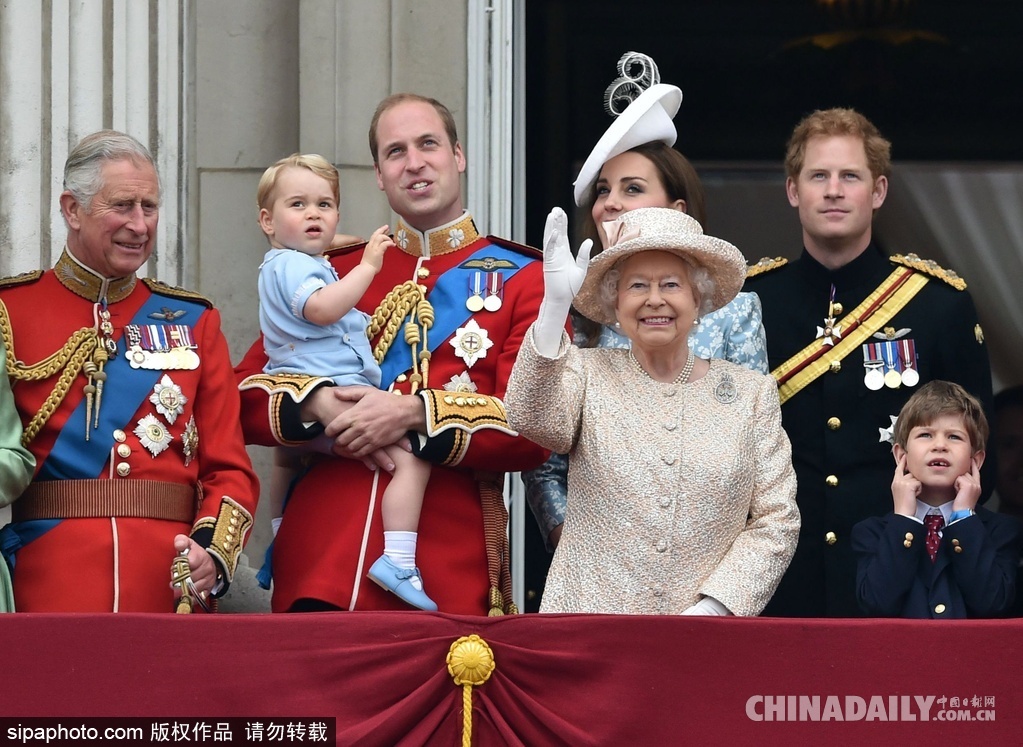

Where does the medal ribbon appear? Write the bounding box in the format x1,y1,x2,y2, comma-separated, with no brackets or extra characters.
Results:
38,293,206,481
378,242,528,387
773,268,930,405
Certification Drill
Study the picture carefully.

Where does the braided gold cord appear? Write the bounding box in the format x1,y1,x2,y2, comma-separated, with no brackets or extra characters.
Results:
0,299,98,445
368,282,421,364
461,685,472,747
367,282,437,390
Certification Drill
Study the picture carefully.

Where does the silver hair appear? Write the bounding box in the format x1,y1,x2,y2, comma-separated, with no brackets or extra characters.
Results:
63,130,160,213
598,254,717,323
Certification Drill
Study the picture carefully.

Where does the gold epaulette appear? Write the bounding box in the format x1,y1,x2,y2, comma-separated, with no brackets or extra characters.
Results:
889,253,966,290
486,235,543,261
0,270,43,290
142,278,213,307
746,257,787,278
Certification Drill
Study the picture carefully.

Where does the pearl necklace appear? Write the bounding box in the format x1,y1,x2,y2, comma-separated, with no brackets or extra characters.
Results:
629,350,695,385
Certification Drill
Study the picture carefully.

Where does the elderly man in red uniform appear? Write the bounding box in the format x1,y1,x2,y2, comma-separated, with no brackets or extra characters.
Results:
236,93,549,614
0,130,259,612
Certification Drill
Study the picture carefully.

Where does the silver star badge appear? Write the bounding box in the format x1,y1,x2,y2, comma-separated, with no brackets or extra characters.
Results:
449,319,494,368
878,415,898,445
443,371,478,393
135,414,173,457
150,374,188,424
182,415,199,467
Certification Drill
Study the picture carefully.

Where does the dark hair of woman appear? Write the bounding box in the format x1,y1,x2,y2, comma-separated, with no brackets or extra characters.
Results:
573,141,707,348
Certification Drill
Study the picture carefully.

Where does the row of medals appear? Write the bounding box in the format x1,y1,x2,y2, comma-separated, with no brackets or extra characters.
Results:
465,271,503,313
820,298,919,391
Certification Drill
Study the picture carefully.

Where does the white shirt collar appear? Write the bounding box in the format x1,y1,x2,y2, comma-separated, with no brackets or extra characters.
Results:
915,499,954,524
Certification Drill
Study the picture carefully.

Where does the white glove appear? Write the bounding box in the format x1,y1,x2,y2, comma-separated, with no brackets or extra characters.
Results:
681,596,733,616
534,207,592,357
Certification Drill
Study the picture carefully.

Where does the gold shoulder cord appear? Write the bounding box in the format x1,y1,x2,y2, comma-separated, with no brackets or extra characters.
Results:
0,299,98,446
367,281,435,393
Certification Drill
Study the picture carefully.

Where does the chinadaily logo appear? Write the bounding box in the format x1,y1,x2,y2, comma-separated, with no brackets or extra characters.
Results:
746,694,996,722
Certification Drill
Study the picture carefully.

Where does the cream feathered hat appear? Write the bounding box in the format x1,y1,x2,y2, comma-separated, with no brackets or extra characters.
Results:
572,207,747,326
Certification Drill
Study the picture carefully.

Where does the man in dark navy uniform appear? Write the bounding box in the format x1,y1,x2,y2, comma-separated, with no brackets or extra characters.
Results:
745,108,994,617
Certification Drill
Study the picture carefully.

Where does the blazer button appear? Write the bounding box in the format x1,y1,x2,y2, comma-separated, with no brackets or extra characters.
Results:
826,475,839,487
825,531,837,546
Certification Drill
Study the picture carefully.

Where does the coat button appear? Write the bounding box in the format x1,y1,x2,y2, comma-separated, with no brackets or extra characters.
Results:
825,531,837,546
832,302,843,315
662,455,676,466
116,463,131,477
113,429,127,443
827,417,841,430
116,444,131,458
829,360,842,373
655,540,667,553
826,475,839,487
934,604,946,614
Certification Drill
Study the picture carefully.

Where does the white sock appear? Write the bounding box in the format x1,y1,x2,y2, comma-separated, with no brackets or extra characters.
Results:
384,531,418,570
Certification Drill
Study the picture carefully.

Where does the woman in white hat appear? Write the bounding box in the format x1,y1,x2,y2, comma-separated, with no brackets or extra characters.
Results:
506,206,799,615
521,62,768,590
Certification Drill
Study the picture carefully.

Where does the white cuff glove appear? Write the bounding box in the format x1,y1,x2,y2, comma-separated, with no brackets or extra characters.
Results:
534,207,592,358
681,596,733,616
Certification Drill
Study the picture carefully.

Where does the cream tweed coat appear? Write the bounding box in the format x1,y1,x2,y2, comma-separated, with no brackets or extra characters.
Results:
506,327,800,616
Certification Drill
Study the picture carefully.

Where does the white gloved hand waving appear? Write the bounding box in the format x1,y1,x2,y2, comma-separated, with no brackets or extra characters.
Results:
534,207,592,357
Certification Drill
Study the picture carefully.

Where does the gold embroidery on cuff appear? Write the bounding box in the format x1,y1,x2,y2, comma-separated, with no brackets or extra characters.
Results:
420,390,518,437
204,496,253,581
239,372,333,402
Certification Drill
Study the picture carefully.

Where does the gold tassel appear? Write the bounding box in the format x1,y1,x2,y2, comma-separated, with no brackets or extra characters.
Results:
447,635,495,747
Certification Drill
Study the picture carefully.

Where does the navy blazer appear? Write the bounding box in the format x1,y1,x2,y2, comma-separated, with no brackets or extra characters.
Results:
851,507,1021,619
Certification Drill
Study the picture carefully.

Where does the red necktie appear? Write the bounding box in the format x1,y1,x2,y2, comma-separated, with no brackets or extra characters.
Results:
924,513,944,563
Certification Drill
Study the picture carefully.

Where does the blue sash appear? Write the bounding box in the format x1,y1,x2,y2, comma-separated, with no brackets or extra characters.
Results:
378,243,530,387
38,293,206,480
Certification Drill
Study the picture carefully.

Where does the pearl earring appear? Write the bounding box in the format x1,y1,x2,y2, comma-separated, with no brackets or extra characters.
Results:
693,317,701,326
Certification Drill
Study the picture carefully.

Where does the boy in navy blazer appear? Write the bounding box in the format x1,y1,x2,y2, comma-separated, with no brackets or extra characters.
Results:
852,381,1021,618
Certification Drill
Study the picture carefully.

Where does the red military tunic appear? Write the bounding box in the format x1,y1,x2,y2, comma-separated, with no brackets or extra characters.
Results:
0,250,259,612
236,213,549,614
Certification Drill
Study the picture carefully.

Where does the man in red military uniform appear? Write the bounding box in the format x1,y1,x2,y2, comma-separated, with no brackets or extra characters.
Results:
236,93,549,614
0,130,259,612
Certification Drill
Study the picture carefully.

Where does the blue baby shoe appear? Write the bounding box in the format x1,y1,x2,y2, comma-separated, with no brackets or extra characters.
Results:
368,555,438,611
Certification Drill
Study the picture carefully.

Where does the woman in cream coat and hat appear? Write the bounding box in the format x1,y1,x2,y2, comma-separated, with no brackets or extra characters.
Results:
522,56,769,587
506,207,799,616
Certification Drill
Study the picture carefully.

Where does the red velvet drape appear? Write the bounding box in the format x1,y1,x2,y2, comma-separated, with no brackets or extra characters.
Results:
2,613,1019,745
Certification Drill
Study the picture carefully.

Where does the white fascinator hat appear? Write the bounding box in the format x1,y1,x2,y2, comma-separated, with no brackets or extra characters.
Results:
572,52,683,207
